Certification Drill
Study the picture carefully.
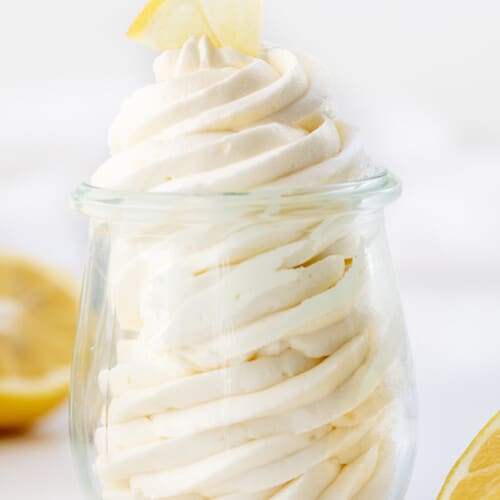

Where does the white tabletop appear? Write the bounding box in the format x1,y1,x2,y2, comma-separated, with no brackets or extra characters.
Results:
0,409,83,500
1,284,498,500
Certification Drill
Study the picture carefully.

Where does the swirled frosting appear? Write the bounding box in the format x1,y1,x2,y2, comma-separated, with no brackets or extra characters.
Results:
92,36,369,192
92,37,401,500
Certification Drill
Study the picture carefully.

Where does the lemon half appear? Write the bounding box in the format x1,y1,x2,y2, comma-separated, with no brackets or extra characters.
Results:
438,411,500,499
127,0,262,56
0,254,79,429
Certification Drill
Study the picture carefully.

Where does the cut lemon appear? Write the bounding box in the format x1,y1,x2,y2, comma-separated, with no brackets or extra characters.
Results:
438,411,500,499
0,254,79,429
127,0,262,56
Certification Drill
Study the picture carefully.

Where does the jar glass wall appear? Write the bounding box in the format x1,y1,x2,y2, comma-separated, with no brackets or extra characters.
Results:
70,172,416,500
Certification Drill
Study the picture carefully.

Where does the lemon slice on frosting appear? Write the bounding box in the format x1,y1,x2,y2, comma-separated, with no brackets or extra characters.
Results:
127,0,262,56
0,254,78,429
438,411,500,499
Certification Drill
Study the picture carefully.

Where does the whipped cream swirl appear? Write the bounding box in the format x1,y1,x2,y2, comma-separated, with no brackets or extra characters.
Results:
92,36,368,192
92,37,400,500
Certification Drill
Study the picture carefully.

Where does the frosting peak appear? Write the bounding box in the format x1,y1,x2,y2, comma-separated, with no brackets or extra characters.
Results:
92,36,367,193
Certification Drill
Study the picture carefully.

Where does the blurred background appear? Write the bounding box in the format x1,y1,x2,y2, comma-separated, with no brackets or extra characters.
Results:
0,0,499,498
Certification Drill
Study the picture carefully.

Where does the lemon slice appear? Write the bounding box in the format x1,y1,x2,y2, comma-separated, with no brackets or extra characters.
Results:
438,411,500,499
127,0,262,56
0,254,79,429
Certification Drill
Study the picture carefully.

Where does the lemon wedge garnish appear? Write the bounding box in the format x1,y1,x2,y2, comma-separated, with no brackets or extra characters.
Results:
0,254,79,429
127,0,262,56
438,411,500,499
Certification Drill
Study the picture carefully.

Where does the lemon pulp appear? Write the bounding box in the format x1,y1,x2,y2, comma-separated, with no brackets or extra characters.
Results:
127,0,262,57
0,254,79,429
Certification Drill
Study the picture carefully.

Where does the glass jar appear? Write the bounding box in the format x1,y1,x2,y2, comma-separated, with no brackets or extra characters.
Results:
70,171,416,500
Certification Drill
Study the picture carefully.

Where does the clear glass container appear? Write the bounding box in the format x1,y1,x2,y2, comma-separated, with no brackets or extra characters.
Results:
71,171,416,500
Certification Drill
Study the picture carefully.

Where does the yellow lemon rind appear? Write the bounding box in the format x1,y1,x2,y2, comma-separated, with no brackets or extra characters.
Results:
127,0,172,39
0,367,70,430
438,411,500,500
0,252,80,298
126,0,261,57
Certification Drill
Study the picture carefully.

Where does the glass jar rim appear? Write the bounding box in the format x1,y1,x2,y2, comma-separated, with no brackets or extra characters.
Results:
72,169,401,221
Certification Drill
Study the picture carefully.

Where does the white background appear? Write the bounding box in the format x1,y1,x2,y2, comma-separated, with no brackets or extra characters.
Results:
0,1,499,499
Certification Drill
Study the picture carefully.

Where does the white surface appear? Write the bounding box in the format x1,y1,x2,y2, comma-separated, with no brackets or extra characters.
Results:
0,409,82,500
0,0,499,498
